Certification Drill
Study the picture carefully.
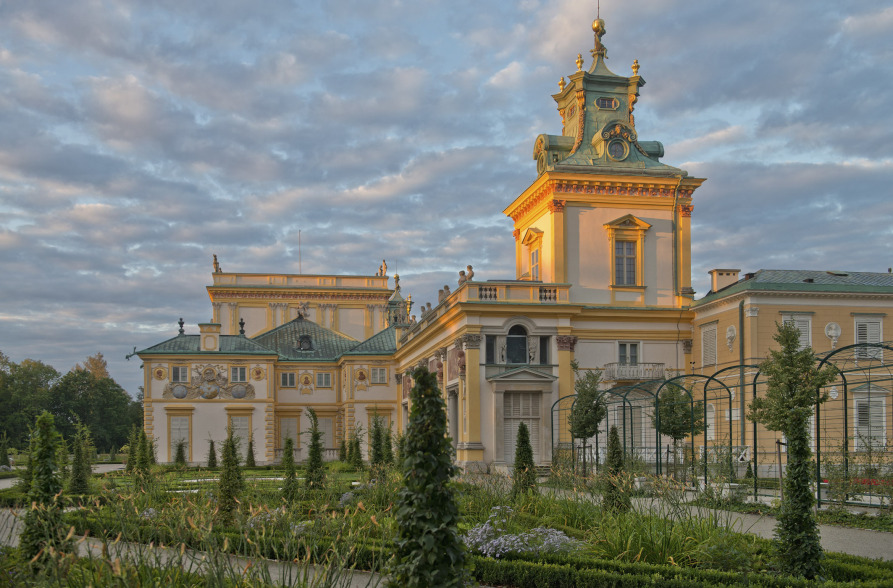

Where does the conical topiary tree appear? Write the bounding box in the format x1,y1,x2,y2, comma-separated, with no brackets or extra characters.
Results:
389,367,467,587
68,425,91,495
281,436,299,502
349,425,364,471
381,423,394,466
603,425,630,514
125,426,139,474
512,422,537,498
0,432,9,468
18,433,36,492
174,440,187,467
305,408,325,489
370,415,385,470
338,439,348,462
207,439,217,468
19,412,72,564
245,438,256,468
217,426,244,524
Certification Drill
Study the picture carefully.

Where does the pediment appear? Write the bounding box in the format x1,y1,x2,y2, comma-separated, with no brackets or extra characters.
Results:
521,227,543,246
486,366,557,383
603,214,651,231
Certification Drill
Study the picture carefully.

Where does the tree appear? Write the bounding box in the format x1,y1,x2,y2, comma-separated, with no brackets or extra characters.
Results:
76,352,110,379
603,425,630,514
305,408,325,489
0,357,59,445
338,439,348,462
568,361,605,476
389,367,467,587
0,432,9,468
125,426,139,474
349,425,364,471
174,440,187,467
68,424,92,495
512,422,537,498
207,439,217,468
218,426,244,523
19,412,72,564
245,438,256,467
651,383,705,479
281,436,299,502
748,322,838,579
381,423,394,465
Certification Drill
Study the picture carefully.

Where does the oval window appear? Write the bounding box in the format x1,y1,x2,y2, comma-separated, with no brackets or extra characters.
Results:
596,97,616,109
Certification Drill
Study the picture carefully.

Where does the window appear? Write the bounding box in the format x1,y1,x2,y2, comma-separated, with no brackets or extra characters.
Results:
280,372,296,387
504,392,541,463
701,323,717,367
706,404,715,441
781,314,811,350
854,386,887,451
371,368,387,384
229,415,250,450
231,366,247,383
614,241,636,285
596,97,616,109
855,317,883,360
506,325,528,364
316,372,332,388
316,416,334,449
539,336,549,365
279,417,298,449
619,342,638,365
172,366,189,383
530,247,540,281
485,335,496,364
170,416,190,461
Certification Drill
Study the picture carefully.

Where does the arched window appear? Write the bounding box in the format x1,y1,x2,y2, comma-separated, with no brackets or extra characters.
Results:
507,325,528,364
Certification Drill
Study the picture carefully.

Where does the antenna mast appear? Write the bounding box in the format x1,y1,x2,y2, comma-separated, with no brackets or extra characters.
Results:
299,230,302,274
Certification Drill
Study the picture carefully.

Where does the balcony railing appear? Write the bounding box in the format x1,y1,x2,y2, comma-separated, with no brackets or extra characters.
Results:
468,281,569,304
603,363,665,381
274,447,340,462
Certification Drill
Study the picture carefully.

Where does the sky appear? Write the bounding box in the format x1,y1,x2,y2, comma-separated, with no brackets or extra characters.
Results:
1,0,892,397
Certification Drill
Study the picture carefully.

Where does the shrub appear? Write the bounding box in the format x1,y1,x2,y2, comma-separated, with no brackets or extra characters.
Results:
125,426,139,474
281,436,299,502
389,367,468,587
512,422,537,498
338,439,348,462
0,433,9,468
174,440,187,467
370,414,385,470
603,425,630,514
68,424,91,495
349,425,365,471
305,408,325,490
207,439,217,468
381,423,395,465
217,426,244,523
245,438,256,467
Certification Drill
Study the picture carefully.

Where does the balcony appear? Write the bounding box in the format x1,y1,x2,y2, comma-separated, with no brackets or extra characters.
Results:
467,281,570,304
603,362,665,382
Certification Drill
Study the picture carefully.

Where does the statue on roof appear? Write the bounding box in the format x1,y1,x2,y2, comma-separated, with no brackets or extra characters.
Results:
213,254,221,273
379,259,388,277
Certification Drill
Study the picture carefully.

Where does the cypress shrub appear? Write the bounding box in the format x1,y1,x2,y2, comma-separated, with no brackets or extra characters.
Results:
19,412,72,564
281,436,299,502
174,440,187,467
388,367,467,587
207,439,217,468
68,426,91,495
218,427,244,523
338,439,348,462
245,438,256,467
125,426,139,474
603,425,630,514
0,433,9,468
370,415,385,469
18,433,36,491
108,447,117,463
349,426,364,471
512,422,537,498
305,408,325,489
381,423,394,465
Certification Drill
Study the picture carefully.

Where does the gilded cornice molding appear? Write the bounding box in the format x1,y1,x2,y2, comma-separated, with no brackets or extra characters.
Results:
210,291,390,302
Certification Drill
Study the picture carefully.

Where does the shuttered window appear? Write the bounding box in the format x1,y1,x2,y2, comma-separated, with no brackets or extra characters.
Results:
170,416,190,460
855,398,886,451
781,314,811,350
503,392,540,463
701,324,717,367
855,318,882,360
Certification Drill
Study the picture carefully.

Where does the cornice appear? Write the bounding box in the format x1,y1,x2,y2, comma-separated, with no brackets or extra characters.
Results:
208,291,391,302
693,289,893,313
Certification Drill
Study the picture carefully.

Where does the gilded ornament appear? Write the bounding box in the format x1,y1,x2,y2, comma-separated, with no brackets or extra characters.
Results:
575,53,583,71
631,59,639,75
558,77,565,91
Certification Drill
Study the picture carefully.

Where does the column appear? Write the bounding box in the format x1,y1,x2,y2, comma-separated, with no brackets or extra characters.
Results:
549,199,567,283
457,333,484,468
212,302,221,324
556,334,578,402
227,303,239,335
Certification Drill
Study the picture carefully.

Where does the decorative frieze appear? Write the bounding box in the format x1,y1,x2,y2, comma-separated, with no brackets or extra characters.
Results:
462,334,482,350
556,335,578,351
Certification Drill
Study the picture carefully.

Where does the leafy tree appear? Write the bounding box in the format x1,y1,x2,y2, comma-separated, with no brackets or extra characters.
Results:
748,322,838,579
568,361,605,476
281,436,299,502
0,432,9,467
338,439,348,462
0,356,59,446
603,425,630,514
207,439,217,468
305,408,325,489
174,440,187,467
218,426,244,523
512,422,537,498
68,424,92,495
245,438,256,467
651,383,705,479
19,412,72,564
389,367,467,587
75,352,110,379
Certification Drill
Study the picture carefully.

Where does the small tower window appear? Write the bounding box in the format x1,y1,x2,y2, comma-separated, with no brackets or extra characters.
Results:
596,97,617,109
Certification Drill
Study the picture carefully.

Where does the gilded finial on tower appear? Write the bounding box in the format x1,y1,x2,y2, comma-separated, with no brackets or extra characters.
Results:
575,53,583,71
558,77,566,91
591,18,607,59
631,59,640,76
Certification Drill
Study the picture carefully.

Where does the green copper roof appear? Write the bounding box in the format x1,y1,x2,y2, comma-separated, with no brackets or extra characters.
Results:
138,335,275,355
694,269,893,306
253,316,357,361
345,325,397,355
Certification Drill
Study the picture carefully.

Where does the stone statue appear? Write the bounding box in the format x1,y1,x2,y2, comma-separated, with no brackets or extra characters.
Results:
466,265,474,281
438,289,444,302
443,285,450,297
458,270,466,285
213,254,221,273
379,259,387,277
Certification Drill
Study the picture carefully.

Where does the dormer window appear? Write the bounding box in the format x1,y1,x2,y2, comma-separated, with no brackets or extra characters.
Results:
507,325,528,364
299,335,312,351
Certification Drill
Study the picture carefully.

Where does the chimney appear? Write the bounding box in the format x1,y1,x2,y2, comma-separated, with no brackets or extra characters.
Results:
199,322,221,352
708,269,741,292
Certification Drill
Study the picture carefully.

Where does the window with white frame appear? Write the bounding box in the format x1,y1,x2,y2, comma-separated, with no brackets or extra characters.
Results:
504,392,541,463
854,386,887,451
170,415,190,461
316,417,334,448
614,240,637,286
781,314,811,350
855,316,883,360
701,323,717,367
530,247,540,281
618,342,639,365
279,417,298,449
231,366,247,383
280,372,296,387
371,367,387,384
229,416,250,451
172,366,189,383
316,372,332,388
